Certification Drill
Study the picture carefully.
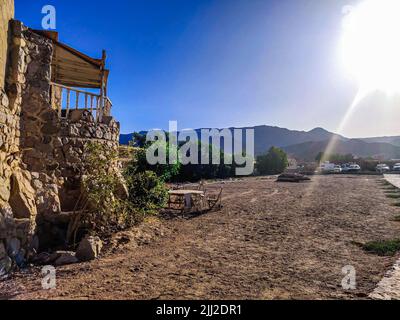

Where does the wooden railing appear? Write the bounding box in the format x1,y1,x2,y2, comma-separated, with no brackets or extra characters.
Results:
50,82,112,122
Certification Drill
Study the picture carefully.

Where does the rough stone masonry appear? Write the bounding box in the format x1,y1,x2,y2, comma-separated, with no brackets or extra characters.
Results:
0,0,121,275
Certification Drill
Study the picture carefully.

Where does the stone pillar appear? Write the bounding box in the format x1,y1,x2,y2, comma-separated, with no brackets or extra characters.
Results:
0,19,39,275
0,0,14,88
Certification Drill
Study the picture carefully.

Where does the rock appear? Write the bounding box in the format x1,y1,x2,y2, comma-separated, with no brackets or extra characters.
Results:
8,171,37,219
76,236,103,262
31,252,53,265
115,176,129,200
54,251,78,266
277,173,311,183
0,256,12,276
14,250,26,267
32,251,78,266
28,235,39,254
0,207,15,237
0,242,6,259
7,238,20,257
68,110,83,122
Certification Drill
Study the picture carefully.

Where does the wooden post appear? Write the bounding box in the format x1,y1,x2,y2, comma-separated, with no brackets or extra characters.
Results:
76,92,80,110
90,95,94,113
59,87,63,117
66,89,71,118
85,94,88,110
96,96,100,122
98,50,107,122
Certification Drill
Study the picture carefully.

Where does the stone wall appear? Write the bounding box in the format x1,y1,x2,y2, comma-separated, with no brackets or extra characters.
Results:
1,19,121,272
0,0,14,88
57,111,120,212
0,19,38,275
15,22,120,250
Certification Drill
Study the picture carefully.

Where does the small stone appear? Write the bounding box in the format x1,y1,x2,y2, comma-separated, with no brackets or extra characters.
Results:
54,251,78,266
0,256,12,276
76,236,103,262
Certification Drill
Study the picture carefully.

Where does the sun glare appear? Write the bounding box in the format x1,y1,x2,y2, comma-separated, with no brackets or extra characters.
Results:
341,0,400,95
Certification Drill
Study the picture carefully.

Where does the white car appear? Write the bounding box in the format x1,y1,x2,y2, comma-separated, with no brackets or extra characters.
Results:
347,164,361,173
341,163,361,173
319,162,336,173
376,164,390,173
333,165,342,173
393,163,400,172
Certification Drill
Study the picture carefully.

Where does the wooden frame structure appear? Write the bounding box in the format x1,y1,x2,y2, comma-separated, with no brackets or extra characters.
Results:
32,30,112,121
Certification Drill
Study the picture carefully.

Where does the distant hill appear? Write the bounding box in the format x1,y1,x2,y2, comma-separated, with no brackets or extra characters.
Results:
120,125,400,161
283,139,400,161
120,125,346,155
119,131,147,146
360,136,400,147
120,133,135,146
251,126,347,156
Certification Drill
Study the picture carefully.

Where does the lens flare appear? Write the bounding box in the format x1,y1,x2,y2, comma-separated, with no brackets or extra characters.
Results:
341,0,400,95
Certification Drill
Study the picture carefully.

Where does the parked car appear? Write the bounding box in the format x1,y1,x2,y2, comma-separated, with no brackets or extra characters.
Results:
347,164,361,173
393,163,400,172
376,164,390,173
333,165,342,173
341,163,361,173
319,162,336,173
341,163,351,172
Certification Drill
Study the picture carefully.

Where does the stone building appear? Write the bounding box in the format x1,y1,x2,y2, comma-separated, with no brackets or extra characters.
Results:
0,0,120,274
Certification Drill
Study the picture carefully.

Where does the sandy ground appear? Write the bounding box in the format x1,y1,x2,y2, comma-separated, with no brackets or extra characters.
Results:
2,175,400,300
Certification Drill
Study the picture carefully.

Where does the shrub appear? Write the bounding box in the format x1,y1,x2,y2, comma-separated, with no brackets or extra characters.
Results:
363,239,400,256
126,143,181,182
127,140,240,182
256,147,288,175
126,171,169,214
67,143,136,243
386,194,400,199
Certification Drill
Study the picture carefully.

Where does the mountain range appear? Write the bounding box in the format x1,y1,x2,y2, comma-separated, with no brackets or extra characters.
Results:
120,126,400,161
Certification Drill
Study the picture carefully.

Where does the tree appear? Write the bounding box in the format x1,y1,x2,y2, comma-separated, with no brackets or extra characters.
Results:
129,132,147,148
256,147,288,175
125,171,168,215
125,142,181,182
316,152,325,162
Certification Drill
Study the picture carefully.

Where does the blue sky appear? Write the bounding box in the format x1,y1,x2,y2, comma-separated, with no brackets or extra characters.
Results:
15,0,400,137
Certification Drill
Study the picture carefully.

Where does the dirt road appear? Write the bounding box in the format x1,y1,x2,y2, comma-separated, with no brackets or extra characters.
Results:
2,175,400,300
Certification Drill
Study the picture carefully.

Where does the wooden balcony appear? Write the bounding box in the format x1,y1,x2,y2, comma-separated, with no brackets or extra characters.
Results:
51,82,112,122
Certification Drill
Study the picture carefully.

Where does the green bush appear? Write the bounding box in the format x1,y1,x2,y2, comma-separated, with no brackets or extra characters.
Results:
386,194,400,199
363,239,400,256
67,142,136,243
256,147,288,175
126,171,169,214
127,138,241,182
126,143,181,182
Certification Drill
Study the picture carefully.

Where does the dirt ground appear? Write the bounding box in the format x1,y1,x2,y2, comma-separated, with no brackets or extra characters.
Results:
2,175,400,300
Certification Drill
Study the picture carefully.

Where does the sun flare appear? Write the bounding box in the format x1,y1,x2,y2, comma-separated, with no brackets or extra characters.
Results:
341,0,400,95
